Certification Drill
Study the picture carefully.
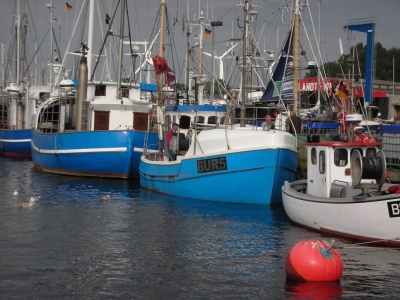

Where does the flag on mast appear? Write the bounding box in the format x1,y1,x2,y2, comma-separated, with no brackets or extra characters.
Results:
204,28,211,36
66,2,73,11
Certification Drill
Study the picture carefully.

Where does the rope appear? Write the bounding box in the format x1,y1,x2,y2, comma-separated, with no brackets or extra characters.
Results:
334,237,400,249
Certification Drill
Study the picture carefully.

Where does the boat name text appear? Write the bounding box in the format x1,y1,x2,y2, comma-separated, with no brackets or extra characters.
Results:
197,157,227,173
388,201,400,218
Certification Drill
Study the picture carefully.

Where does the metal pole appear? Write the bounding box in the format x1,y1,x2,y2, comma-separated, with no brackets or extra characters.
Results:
317,0,320,113
17,0,20,85
293,0,300,116
240,1,248,127
87,0,94,78
198,12,204,104
210,24,215,105
116,0,126,100
186,20,190,104
24,83,29,129
49,0,53,92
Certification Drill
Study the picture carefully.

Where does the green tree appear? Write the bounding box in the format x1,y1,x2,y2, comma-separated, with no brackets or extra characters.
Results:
305,43,400,82
203,79,231,96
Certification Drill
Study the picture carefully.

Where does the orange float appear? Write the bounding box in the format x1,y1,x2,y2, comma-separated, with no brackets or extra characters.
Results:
285,239,343,281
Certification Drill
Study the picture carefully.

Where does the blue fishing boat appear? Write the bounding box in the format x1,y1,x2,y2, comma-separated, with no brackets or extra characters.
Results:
139,1,298,204
140,128,298,204
30,0,158,178
0,2,50,159
0,128,31,159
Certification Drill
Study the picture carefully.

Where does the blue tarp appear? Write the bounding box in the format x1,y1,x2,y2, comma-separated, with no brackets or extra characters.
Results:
381,124,400,134
140,83,157,92
303,121,339,129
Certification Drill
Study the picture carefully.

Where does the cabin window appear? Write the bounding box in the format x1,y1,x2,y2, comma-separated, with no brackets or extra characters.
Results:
0,104,8,125
366,148,376,157
350,148,363,160
319,150,326,174
311,148,317,165
208,116,217,125
95,85,106,96
122,88,129,98
179,115,191,129
39,92,49,100
220,116,225,125
195,116,205,124
334,148,348,167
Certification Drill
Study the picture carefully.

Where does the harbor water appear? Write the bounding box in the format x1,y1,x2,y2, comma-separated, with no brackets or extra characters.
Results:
1,158,400,299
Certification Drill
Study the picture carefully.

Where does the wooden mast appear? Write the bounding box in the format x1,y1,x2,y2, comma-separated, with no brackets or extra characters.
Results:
156,1,166,151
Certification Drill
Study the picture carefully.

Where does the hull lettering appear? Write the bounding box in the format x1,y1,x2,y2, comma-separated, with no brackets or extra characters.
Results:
197,157,227,173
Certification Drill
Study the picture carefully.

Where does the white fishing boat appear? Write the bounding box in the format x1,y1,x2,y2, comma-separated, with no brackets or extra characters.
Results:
282,113,400,247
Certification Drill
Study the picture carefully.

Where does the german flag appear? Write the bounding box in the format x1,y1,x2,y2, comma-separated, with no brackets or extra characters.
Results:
335,80,348,101
204,28,211,37
66,2,72,11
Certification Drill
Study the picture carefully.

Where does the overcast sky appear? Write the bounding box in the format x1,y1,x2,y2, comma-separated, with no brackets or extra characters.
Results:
1,0,399,84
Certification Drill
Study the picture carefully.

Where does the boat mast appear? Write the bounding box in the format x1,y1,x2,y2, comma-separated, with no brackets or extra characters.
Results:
116,0,126,100
156,1,166,108
16,0,20,87
240,1,249,127
87,0,94,78
293,0,300,115
156,1,166,151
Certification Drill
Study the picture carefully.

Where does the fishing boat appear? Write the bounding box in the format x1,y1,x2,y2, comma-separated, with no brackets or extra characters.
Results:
282,113,400,247
139,0,298,205
30,0,158,178
0,2,50,159
140,126,298,204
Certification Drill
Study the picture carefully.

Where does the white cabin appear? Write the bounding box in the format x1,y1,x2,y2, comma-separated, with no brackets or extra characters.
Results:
306,141,381,198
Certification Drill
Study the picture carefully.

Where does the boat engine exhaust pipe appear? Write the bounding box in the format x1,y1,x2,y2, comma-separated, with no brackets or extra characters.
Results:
76,54,88,131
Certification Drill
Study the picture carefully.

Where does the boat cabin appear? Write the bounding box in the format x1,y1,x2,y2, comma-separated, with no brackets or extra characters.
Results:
36,81,154,133
164,104,226,136
306,137,383,199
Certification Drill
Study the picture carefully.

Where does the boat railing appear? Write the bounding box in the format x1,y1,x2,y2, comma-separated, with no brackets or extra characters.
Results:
143,143,170,161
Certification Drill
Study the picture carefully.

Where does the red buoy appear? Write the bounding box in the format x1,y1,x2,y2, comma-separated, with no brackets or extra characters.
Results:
285,239,343,281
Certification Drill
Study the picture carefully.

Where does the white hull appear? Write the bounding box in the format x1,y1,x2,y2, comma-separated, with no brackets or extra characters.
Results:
282,180,400,247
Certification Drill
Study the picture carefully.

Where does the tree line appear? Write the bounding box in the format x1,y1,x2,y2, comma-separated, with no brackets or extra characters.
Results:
306,42,400,82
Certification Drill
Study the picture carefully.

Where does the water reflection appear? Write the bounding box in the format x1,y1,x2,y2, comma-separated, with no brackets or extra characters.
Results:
285,279,343,299
1,158,400,299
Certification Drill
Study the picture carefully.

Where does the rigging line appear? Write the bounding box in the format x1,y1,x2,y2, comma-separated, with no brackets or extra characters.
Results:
125,0,135,83
214,4,237,22
22,28,50,80
132,0,142,41
165,8,183,85
90,0,120,82
305,4,328,83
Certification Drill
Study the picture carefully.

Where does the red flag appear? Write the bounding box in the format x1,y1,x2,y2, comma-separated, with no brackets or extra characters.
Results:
152,56,172,75
166,73,176,87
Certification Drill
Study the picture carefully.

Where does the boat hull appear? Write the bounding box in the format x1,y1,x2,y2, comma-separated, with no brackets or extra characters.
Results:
31,129,158,178
140,148,298,204
282,180,400,247
0,129,32,159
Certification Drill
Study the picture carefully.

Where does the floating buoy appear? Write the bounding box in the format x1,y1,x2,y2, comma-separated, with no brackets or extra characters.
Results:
285,239,343,281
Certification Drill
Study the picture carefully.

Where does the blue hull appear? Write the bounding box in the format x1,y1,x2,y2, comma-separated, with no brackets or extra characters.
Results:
0,129,32,159
31,129,158,178
140,148,298,204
